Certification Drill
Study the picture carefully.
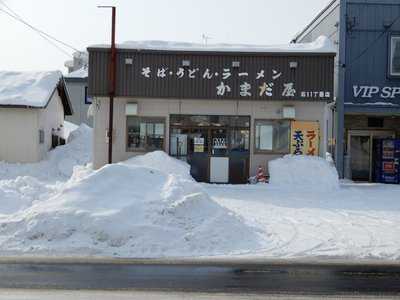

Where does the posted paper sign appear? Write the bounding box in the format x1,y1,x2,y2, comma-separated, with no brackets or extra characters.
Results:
194,137,205,153
290,121,320,156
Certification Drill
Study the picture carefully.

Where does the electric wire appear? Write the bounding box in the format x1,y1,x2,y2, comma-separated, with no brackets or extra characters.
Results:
0,1,79,58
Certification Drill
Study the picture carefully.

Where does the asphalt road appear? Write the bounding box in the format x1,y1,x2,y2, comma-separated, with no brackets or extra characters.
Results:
0,261,399,296
0,289,399,300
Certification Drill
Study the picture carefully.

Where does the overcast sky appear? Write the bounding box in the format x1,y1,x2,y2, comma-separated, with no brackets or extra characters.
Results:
0,0,331,72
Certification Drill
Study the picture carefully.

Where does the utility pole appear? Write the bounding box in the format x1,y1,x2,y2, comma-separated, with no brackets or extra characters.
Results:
98,6,116,164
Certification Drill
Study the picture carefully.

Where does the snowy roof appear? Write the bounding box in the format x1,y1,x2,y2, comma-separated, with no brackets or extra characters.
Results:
0,71,63,108
64,67,88,79
89,36,336,54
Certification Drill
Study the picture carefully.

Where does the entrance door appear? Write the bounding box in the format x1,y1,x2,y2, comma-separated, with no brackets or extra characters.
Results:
210,129,229,183
188,129,209,182
348,130,395,181
350,135,371,181
169,115,250,184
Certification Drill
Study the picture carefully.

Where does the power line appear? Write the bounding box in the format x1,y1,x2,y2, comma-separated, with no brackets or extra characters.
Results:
0,7,72,58
0,0,79,54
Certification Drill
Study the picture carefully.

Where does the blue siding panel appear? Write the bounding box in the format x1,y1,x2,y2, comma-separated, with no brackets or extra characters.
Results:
345,0,400,106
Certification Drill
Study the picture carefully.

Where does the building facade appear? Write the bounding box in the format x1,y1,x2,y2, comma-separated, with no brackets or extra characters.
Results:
64,74,92,127
88,42,334,184
64,51,93,127
294,0,400,182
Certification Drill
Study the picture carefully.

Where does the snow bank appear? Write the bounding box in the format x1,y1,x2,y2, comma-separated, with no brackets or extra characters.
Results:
63,121,79,140
0,71,62,107
268,155,339,190
0,152,262,257
124,151,192,179
91,36,335,54
0,124,92,215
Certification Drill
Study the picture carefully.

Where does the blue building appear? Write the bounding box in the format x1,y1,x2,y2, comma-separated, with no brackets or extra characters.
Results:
294,0,400,182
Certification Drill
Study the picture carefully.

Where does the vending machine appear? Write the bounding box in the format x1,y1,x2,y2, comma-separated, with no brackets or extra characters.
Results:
374,139,400,184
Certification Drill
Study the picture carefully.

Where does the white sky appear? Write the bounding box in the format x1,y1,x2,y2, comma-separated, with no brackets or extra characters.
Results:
0,0,332,72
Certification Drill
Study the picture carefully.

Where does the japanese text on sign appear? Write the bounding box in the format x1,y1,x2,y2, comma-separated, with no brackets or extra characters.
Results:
139,66,330,99
290,121,320,156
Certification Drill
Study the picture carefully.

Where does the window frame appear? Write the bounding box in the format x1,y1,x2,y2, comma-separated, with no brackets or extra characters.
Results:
253,119,290,154
388,34,400,78
126,116,166,152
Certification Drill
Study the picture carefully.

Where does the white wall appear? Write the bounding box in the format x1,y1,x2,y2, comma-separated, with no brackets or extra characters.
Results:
0,108,39,163
0,91,65,163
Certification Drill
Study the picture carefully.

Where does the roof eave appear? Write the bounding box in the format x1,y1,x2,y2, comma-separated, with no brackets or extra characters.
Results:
87,46,336,57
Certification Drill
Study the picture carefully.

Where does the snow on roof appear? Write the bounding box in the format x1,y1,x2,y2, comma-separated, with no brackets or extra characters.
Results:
64,67,88,79
90,36,335,54
0,71,62,107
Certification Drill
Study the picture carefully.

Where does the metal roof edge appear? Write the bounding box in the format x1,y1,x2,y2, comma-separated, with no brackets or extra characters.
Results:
87,47,336,57
292,0,340,43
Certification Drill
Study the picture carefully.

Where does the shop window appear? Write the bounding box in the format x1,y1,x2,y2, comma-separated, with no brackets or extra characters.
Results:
84,87,93,104
39,129,45,144
230,129,250,152
255,120,290,153
127,116,165,151
390,36,400,76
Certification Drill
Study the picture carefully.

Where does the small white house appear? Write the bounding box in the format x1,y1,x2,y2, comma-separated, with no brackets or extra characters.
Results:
0,71,73,163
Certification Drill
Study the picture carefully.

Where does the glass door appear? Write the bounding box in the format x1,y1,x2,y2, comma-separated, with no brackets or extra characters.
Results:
348,130,395,181
350,135,371,181
210,128,229,183
187,129,209,182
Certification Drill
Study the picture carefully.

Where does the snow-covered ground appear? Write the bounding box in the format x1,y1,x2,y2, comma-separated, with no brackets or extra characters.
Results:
0,125,399,260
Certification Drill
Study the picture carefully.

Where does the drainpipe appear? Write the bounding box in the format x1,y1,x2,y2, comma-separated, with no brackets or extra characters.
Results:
336,0,347,178
99,6,117,164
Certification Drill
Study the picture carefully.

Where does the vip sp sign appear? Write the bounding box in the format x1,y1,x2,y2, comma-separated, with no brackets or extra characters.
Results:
353,85,400,99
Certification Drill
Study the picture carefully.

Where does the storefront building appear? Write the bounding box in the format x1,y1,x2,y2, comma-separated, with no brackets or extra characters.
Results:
294,0,400,183
88,41,334,183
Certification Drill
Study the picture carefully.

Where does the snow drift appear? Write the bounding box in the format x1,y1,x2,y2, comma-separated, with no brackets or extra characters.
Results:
0,124,92,215
268,155,339,190
0,152,262,257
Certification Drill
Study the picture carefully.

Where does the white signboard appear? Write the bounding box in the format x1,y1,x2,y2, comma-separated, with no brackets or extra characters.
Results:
353,85,400,99
213,138,227,149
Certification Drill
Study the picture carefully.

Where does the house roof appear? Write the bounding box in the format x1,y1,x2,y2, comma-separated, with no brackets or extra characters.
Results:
0,71,73,115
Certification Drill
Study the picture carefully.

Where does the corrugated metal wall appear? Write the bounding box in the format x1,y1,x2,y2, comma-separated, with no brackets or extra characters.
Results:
345,0,400,105
88,48,334,102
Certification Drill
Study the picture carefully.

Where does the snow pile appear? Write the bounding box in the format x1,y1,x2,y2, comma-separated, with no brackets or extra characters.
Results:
125,151,192,178
0,124,92,215
268,155,339,190
63,121,79,140
0,152,261,257
91,36,335,54
0,71,62,107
